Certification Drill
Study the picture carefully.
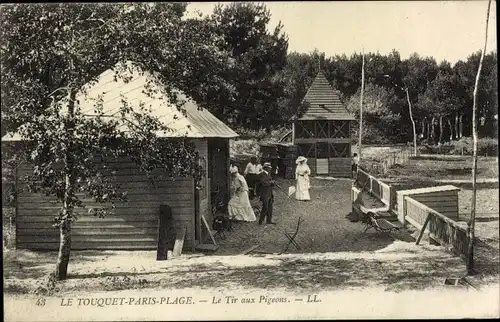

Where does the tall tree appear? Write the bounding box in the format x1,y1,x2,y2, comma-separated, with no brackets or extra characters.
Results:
0,3,223,279
358,49,365,161
274,51,316,122
346,83,400,144
468,0,492,276
209,2,289,130
418,61,465,143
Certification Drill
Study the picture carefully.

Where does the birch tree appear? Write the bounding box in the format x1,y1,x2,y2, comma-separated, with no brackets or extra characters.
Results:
467,0,492,275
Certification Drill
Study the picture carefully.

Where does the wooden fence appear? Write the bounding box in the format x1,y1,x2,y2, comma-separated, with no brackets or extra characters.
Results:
356,168,395,209
405,196,468,260
380,148,416,174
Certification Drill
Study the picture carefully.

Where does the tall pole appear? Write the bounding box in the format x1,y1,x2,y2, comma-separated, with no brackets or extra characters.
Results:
467,0,492,275
358,49,365,162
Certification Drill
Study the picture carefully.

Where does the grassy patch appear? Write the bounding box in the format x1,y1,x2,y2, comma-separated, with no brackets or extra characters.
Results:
384,155,498,181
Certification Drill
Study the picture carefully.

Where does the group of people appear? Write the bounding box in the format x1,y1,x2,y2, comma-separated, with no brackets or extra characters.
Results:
227,155,311,226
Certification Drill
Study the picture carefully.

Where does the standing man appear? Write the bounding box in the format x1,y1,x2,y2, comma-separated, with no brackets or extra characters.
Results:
244,156,262,199
256,162,276,225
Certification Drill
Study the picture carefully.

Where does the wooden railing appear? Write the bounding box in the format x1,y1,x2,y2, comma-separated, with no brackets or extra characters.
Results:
405,196,468,260
356,168,395,208
380,148,416,174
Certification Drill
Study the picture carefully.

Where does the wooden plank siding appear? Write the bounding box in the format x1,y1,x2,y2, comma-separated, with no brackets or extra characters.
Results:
409,191,459,220
328,158,351,178
397,186,460,225
15,155,197,251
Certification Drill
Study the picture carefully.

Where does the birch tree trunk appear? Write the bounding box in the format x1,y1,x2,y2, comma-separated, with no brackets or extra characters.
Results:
447,118,453,141
431,117,435,142
55,90,77,281
427,119,431,140
459,115,464,138
439,115,444,145
421,118,426,138
358,49,365,162
405,88,417,155
467,0,491,276
455,114,460,139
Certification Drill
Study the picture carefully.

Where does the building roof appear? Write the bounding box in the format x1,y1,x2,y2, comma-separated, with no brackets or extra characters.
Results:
2,61,238,142
299,71,356,121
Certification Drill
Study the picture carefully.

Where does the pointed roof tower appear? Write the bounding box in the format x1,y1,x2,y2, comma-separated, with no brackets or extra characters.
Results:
299,71,355,121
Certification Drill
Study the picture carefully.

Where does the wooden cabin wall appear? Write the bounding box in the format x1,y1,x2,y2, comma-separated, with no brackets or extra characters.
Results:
15,156,196,251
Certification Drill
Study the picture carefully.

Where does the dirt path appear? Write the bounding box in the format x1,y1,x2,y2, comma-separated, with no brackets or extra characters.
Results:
214,179,414,255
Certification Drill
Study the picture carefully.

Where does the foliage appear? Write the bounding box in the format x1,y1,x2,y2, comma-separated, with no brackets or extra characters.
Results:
208,2,289,130
347,84,401,143
419,137,498,156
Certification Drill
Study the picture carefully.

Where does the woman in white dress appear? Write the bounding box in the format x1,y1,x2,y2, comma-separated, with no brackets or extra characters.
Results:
228,166,257,222
295,156,311,201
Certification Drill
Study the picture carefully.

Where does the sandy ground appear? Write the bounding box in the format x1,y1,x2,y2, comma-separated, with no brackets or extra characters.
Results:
5,241,499,320
215,179,414,255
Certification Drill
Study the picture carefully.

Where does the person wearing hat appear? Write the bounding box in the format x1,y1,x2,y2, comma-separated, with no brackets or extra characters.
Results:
256,162,276,225
227,165,257,222
294,156,311,201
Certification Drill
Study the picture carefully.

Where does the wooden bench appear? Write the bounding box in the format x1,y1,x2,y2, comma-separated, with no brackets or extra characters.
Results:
351,168,397,223
360,205,401,233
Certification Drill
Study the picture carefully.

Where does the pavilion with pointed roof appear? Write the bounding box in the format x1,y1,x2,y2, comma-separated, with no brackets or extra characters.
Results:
292,70,356,177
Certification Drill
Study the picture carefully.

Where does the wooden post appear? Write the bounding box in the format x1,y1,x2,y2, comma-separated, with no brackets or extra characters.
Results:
416,213,431,245
202,214,217,246
173,226,187,257
157,205,173,260
468,0,492,276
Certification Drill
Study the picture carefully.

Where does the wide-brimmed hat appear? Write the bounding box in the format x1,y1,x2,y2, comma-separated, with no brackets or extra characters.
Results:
262,162,272,169
229,166,239,174
296,156,307,164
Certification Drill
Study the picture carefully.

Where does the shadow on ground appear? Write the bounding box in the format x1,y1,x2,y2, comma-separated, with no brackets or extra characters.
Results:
3,250,120,279
164,256,464,292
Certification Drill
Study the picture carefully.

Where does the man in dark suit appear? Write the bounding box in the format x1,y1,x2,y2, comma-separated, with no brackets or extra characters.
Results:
256,162,276,225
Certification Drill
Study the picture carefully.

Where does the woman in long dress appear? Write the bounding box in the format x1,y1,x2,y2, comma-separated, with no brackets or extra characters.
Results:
228,166,257,222
295,156,311,201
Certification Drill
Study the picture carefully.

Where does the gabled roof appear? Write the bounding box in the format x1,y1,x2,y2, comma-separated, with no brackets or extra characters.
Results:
299,71,356,121
2,61,238,141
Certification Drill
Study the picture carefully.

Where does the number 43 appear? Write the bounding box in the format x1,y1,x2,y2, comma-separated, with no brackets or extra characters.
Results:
36,298,46,306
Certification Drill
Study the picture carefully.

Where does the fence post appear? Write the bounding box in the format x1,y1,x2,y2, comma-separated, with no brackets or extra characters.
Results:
416,213,431,245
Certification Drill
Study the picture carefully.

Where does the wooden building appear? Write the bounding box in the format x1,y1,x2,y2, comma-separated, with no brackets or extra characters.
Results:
2,61,238,251
292,70,356,177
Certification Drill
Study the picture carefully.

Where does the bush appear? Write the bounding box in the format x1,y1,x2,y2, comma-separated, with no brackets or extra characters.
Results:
418,137,498,156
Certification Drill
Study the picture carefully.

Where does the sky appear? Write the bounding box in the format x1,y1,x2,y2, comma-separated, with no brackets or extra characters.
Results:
186,1,497,64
